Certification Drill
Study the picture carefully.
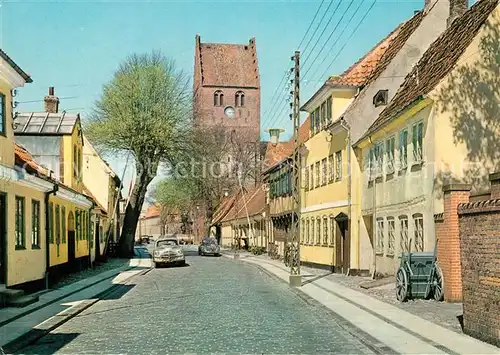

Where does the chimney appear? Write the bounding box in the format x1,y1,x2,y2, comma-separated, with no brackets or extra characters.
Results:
447,0,468,27
44,86,59,113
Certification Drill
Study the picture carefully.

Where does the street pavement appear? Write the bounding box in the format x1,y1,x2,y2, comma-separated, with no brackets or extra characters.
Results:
19,245,381,354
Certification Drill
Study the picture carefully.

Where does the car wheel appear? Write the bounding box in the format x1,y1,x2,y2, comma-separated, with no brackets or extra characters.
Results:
154,262,159,268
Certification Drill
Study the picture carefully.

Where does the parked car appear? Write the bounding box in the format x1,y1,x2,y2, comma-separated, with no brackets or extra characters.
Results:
153,237,185,267
198,237,220,256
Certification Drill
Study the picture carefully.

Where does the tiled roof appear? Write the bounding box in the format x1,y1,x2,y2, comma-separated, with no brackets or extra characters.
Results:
14,143,50,176
143,204,160,219
212,195,237,225
14,111,80,135
82,184,107,214
366,0,498,137
363,10,425,87
198,38,259,88
0,49,32,83
222,186,265,222
327,25,402,87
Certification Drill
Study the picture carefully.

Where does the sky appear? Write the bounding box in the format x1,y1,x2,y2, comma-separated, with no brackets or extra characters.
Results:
2,0,432,203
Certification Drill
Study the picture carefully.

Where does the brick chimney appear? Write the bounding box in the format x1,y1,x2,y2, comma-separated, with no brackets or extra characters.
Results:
489,172,500,199
44,86,59,113
447,0,469,27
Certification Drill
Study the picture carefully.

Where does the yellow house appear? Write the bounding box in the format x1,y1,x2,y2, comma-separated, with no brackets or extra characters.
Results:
14,88,96,280
354,0,500,276
299,32,398,273
82,135,122,262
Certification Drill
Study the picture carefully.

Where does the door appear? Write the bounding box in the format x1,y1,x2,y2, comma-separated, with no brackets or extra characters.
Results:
335,213,350,274
68,211,76,263
0,193,6,284
94,221,100,259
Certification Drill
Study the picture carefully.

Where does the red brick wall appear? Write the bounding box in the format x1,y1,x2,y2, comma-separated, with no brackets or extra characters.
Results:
458,202,500,347
437,185,470,302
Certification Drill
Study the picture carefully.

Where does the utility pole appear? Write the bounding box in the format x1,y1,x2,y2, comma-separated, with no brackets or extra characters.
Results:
289,51,302,287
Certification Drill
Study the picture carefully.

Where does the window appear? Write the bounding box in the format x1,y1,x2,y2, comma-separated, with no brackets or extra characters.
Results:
305,219,310,244
15,196,25,249
387,217,395,255
326,96,332,122
90,217,94,248
304,167,309,190
31,200,40,248
386,136,395,174
316,218,321,245
75,210,80,240
373,89,388,107
399,216,409,252
73,145,78,178
99,225,104,243
310,164,314,189
367,148,374,181
376,218,384,254
310,219,315,244
321,158,327,185
214,90,224,106
315,162,320,188
49,202,54,244
374,143,383,177
301,219,304,243
61,206,66,243
412,121,424,163
78,149,82,181
314,108,320,133
321,101,327,127
0,93,5,135
329,216,335,246
323,216,328,245
83,211,87,241
335,151,342,181
399,129,408,169
55,205,61,256
328,155,334,182
235,91,245,107
413,214,424,252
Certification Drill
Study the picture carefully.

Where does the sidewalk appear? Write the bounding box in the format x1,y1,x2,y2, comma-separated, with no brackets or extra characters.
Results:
222,251,499,355
0,247,152,350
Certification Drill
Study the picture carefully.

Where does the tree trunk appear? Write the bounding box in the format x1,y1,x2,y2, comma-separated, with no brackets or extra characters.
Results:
118,164,154,257
205,199,214,237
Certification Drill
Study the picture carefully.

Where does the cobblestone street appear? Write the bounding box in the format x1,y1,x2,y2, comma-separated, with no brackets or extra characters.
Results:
20,246,381,354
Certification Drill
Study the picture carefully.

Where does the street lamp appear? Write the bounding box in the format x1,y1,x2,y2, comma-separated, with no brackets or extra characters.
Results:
265,128,285,146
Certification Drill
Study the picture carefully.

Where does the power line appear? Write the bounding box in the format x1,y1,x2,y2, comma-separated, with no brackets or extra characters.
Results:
301,0,335,56
315,0,377,84
302,0,358,81
298,0,326,50
301,0,342,69
16,96,79,104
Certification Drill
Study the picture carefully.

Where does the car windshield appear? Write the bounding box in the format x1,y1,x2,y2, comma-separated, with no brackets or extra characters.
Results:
203,239,217,245
156,239,178,247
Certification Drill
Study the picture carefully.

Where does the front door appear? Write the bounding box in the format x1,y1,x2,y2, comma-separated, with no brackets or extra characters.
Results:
0,193,6,284
68,231,76,263
335,213,351,274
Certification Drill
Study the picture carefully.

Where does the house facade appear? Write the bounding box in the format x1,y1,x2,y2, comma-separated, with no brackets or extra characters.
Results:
355,0,500,276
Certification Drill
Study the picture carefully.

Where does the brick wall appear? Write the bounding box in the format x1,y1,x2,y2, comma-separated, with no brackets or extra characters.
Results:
455,173,500,347
435,184,471,302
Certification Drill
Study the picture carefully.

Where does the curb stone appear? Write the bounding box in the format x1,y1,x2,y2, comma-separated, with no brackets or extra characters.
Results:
2,266,152,354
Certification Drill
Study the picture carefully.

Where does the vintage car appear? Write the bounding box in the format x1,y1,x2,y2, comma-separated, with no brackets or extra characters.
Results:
198,237,220,256
153,237,185,267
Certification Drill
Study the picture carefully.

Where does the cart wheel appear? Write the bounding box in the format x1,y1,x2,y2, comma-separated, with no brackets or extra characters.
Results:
433,264,444,301
396,267,409,302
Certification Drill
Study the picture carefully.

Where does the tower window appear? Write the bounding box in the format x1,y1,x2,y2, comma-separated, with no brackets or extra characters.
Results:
235,91,245,107
214,90,224,107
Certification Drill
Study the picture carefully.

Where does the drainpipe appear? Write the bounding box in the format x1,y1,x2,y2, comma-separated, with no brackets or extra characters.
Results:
44,183,59,290
339,118,352,276
368,135,377,279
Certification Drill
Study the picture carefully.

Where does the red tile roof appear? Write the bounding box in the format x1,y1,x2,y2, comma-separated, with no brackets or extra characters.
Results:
364,0,499,139
198,37,259,88
221,186,266,222
143,204,160,219
14,143,50,176
328,26,402,87
212,195,237,224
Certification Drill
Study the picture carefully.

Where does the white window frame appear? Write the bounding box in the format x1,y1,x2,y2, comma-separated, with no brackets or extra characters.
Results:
412,121,424,164
386,136,395,174
323,216,328,245
316,217,321,245
399,216,409,253
413,214,424,252
387,217,395,255
328,154,334,183
399,129,408,170
329,216,335,246
376,218,384,254
335,151,342,181
321,158,327,185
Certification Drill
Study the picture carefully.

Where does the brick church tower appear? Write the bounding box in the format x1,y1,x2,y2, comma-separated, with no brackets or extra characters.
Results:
193,35,261,141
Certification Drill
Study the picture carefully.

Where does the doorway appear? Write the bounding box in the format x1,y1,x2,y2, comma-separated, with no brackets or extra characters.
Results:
0,193,6,284
335,213,350,274
68,212,76,264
